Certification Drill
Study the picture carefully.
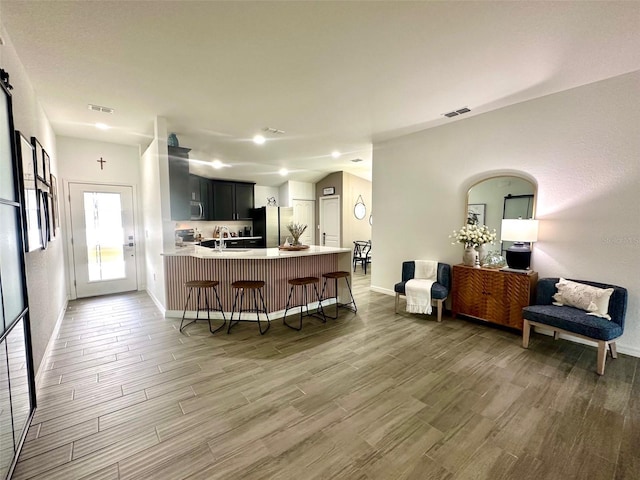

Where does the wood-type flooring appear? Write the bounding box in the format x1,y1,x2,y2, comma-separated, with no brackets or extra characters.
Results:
13,270,640,479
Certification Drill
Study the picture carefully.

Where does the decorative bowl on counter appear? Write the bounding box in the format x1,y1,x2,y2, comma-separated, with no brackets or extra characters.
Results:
278,245,310,251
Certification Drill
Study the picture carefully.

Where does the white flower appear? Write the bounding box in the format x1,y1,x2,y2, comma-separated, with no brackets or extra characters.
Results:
449,224,497,248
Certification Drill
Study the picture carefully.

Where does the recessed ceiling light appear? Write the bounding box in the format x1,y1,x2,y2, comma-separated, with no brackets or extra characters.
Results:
253,134,266,145
95,122,110,130
331,151,341,158
212,159,223,169
279,168,288,176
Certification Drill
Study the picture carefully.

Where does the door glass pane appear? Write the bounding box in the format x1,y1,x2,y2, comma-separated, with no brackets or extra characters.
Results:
7,320,31,448
0,204,25,329
83,192,125,281
0,341,13,478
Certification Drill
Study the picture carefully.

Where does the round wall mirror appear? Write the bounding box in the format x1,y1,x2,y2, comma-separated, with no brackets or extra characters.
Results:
354,195,366,220
467,175,536,256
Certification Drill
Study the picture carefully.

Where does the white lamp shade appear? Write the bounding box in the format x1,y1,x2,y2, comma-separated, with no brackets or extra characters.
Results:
501,219,539,242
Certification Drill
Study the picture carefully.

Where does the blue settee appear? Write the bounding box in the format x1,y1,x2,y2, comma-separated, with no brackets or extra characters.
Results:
394,261,451,322
522,277,628,375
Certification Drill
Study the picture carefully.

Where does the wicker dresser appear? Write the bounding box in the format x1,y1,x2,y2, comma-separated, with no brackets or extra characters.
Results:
451,264,537,330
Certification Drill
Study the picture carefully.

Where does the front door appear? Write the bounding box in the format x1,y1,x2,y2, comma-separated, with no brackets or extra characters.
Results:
319,195,340,247
69,183,137,297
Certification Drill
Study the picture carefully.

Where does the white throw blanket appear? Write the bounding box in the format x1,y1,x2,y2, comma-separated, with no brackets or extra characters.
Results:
405,260,437,314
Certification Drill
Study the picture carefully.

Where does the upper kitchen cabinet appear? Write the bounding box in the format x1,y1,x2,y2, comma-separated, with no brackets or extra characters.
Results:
190,174,211,220
168,146,191,221
211,180,255,220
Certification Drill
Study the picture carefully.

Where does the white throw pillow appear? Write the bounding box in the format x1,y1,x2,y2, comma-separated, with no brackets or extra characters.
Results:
552,278,614,320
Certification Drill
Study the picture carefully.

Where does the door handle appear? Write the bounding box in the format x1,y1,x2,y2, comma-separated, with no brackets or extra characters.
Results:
322,232,326,246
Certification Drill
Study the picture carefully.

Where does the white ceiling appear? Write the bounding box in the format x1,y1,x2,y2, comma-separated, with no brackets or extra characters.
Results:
1,1,639,186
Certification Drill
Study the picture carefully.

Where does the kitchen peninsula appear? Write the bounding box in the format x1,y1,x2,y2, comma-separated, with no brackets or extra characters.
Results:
162,245,352,319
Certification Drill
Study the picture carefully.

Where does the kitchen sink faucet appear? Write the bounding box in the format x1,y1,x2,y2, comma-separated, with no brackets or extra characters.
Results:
217,226,230,252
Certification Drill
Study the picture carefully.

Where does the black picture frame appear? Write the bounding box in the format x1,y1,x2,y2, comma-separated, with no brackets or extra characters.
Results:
43,150,50,185
50,174,59,233
47,191,55,241
15,131,42,252
37,188,49,249
30,137,49,186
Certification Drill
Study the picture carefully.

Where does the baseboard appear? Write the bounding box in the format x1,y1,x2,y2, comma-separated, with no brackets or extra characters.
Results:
35,297,68,391
146,288,166,316
370,285,394,296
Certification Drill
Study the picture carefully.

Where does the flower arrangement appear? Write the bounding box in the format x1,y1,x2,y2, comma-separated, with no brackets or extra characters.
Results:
286,222,307,246
450,223,497,248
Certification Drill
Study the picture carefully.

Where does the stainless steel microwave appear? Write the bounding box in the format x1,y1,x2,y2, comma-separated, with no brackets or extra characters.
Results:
190,201,204,220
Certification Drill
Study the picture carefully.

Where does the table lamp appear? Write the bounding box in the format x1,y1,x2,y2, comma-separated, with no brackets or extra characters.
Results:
501,219,539,270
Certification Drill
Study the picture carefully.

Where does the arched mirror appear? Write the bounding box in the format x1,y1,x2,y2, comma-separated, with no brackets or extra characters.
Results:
467,175,536,258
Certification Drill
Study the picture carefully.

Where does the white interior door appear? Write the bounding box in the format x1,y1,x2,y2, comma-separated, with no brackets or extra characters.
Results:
320,196,340,247
69,183,137,297
292,199,315,245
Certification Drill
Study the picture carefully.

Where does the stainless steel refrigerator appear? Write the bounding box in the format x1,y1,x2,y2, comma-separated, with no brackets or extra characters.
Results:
251,206,293,247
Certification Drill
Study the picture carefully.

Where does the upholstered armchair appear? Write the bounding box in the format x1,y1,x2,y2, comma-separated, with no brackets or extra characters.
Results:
522,277,628,375
394,261,451,322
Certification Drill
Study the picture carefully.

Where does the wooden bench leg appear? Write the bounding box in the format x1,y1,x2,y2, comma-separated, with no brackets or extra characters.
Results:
395,293,399,314
553,331,560,340
522,319,531,348
436,299,443,322
609,341,618,359
597,341,607,375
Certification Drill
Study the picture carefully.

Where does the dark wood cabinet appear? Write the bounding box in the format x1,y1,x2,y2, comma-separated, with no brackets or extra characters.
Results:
452,264,537,330
168,146,191,221
211,180,254,220
234,183,255,220
190,174,211,220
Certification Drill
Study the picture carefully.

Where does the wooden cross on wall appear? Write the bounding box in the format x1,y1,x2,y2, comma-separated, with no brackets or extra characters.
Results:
97,157,106,170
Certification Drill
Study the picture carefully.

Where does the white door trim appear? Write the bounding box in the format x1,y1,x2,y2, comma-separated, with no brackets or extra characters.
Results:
63,180,142,300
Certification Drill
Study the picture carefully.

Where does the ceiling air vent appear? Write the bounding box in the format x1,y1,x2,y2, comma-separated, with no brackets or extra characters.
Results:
443,106,471,118
351,158,363,163
262,127,285,135
88,104,114,114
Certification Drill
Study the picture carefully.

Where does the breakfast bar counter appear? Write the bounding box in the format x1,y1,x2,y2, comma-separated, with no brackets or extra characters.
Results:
162,246,352,319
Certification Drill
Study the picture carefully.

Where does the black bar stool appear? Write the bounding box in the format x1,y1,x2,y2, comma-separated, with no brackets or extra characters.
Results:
180,280,226,334
321,271,357,319
227,280,270,335
283,276,326,331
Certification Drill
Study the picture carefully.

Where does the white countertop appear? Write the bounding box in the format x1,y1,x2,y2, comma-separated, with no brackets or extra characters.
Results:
163,245,351,259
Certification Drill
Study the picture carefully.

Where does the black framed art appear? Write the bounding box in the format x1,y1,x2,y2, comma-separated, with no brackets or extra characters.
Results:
15,131,41,252
37,188,49,249
50,174,59,233
30,137,49,186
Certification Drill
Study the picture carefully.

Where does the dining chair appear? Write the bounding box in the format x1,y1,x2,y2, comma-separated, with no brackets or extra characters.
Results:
353,240,372,274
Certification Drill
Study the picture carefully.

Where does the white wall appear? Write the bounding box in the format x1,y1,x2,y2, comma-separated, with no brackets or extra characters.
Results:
255,185,280,207
56,136,144,297
0,25,66,374
140,118,170,311
342,172,372,249
372,71,640,356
